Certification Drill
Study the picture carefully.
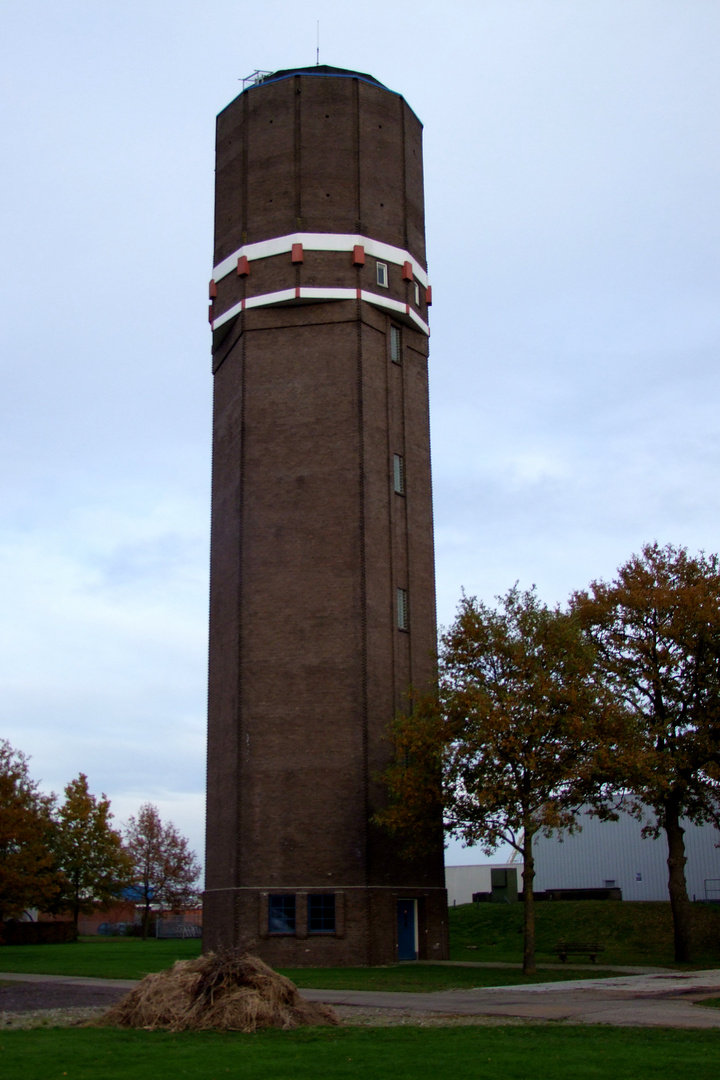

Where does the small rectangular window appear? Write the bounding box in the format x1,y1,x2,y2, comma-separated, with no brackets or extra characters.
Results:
268,894,296,934
390,325,401,364
414,281,420,306
376,261,388,288
308,894,336,934
397,587,409,631
393,453,405,495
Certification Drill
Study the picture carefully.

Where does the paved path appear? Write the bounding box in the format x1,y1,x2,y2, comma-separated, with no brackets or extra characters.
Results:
302,970,720,1028
0,973,138,989
424,960,670,974
3,970,720,1028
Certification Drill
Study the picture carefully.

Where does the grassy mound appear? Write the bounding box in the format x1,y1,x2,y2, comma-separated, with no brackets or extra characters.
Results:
448,901,720,966
97,951,339,1033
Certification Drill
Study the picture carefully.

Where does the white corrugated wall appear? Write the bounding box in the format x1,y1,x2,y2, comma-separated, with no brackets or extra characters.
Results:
445,864,521,906
532,808,720,901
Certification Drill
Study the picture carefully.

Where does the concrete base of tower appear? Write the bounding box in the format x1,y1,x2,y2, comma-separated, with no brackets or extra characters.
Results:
202,886,449,966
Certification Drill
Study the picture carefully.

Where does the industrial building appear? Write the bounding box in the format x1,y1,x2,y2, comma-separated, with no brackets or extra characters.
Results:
533,807,720,902
446,810,720,906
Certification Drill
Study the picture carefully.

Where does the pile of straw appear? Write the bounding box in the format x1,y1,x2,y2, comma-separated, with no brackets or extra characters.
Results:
97,951,339,1033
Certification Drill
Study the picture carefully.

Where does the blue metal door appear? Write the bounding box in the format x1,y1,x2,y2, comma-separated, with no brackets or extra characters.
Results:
397,899,417,960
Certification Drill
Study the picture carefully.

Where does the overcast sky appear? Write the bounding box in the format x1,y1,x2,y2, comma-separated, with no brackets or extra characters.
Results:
2,1,719,871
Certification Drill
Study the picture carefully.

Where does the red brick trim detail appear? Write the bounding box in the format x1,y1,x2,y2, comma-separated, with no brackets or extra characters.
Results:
426,285,432,306
291,243,304,263
237,256,250,276
402,261,413,281
209,280,218,298
208,304,214,323
352,245,365,266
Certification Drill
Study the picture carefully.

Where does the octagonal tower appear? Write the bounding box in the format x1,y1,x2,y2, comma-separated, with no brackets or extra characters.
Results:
204,65,448,965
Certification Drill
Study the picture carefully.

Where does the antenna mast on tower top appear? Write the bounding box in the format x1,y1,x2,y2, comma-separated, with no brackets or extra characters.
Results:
316,21,320,65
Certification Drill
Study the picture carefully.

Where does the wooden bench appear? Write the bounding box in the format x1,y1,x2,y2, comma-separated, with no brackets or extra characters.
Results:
553,942,605,963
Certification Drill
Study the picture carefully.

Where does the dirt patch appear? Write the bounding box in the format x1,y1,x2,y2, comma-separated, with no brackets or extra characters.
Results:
2,1004,549,1031
331,1006,549,1027
0,979,126,1014
1,1007,106,1030
0,979,128,1031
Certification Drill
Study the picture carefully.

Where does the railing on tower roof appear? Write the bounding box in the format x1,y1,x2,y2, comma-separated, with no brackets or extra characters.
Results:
242,70,272,89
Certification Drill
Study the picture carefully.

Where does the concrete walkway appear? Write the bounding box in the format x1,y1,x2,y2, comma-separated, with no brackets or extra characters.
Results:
302,970,720,1028
422,960,671,974
3,969,720,1028
0,973,138,990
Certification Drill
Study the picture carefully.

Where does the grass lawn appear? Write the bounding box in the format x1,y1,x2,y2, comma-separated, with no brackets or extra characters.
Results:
2,1025,720,1080
2,901,719,987
0,938,201,981
0,939,612,990
448,901,720,967
277,964,613,991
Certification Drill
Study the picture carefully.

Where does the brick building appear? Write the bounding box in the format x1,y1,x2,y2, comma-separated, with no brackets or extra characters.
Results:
204,65,448,965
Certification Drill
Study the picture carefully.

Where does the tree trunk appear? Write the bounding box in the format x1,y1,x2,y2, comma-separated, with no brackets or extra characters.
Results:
142,898,151,940
72,879,80,933
662,795,692,962
522,829,536,975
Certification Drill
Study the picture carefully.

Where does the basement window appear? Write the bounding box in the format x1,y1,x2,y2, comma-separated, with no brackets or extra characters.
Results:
397,588,409,631
393,453,405,495
268,894,296,934
308,894,336,934
376,261,388,288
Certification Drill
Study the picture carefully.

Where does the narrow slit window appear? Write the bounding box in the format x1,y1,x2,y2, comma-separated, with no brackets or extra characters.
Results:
393,453,405,495
397,587,409,631
376,261,388,288
414,281,420,306
390,325,401,364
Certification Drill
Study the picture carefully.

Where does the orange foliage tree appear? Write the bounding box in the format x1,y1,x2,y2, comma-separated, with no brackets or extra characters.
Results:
53,774,133,931
0,740,61,921
573,542,720,962
124,803,201,938
378,587,619,974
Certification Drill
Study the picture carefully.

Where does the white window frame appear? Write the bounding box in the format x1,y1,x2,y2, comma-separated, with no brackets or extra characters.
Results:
390,325,401,364
376,261,388,288
397,587,409,631
393,453,405,495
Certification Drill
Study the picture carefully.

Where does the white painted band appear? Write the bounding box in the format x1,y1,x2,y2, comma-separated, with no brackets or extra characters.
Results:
213,232,429,288
211,286,429,336
203,885,447,892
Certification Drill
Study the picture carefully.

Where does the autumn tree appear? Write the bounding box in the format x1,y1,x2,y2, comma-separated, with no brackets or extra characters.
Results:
379,587,618,974
0,740,61,921
573,542,720,962
53,774,133,931
124,804,201,938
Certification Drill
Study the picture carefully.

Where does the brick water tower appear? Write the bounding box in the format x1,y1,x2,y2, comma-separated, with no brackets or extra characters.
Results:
204,65,448,965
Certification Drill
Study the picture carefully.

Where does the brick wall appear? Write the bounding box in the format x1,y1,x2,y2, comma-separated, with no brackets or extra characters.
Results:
205,68,447,965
